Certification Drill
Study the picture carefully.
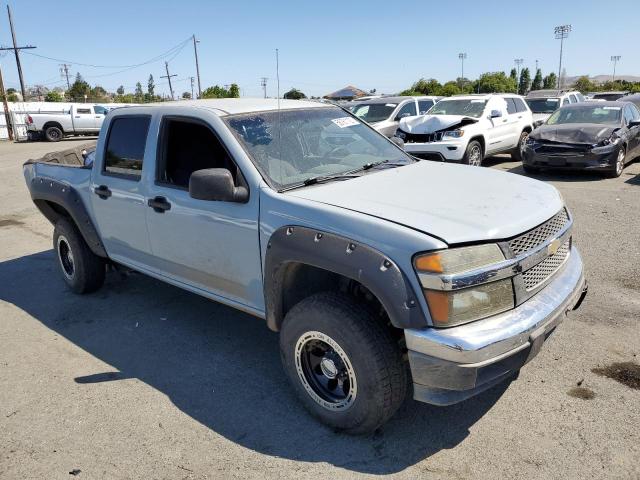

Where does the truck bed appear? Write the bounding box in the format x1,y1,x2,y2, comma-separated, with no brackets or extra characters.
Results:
25,142,97,167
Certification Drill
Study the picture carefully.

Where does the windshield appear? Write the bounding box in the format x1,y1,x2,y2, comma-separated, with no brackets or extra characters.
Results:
426,99,486,118
225,107,411,189
547,105,622,126
352,103,396,123
526,98,560,113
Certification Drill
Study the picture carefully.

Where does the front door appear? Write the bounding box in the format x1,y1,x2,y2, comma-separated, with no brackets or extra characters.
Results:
73,106,96,132
484,98,511,154
90,114,153,267
144,116,263,311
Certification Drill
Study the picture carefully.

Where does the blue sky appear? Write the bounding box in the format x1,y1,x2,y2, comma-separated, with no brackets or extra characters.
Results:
0,0,637,98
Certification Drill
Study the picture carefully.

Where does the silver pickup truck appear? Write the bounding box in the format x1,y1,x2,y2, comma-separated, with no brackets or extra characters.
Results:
26,104,110,142
23,99,587,434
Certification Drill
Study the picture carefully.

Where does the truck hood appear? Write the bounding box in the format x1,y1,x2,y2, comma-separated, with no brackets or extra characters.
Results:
531,123,617,145
286,161,563,245
398,114,478,134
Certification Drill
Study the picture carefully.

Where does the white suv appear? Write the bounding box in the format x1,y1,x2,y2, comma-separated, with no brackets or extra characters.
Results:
525,90,585,127
395,94,533,166
351,96,441,137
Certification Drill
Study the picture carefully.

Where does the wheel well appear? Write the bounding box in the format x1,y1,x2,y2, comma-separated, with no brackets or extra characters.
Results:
34,199,72,225
469,135,485,154
522,126,532,134
277,263,402,339
43,121,64,133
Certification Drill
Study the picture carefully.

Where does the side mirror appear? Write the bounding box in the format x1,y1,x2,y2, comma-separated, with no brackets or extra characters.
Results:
490,110,502,118
189,168,249,203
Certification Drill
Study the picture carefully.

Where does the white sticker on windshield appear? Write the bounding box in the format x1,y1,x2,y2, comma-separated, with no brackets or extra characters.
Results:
331,117,360,128
470,99,485,103
602,106,621,110
385,103,397,107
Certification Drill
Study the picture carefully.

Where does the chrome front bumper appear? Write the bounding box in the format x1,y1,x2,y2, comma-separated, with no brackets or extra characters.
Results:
405,246,587,405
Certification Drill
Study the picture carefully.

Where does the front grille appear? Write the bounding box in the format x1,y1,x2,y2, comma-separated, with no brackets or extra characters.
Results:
400,131,444,143
508,209,569,256
537,144,589,156
522,240,571,291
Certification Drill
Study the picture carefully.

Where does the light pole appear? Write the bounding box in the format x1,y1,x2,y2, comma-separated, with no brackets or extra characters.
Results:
611,56,621,83
514,58,524,79
554,24,572,89
458,53,467,89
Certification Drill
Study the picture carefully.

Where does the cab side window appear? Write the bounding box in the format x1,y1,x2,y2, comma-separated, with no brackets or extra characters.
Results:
104,116,151,179
623,105,637,125
77,108,92,114
94,105,108,115
395,101,417,120
569,94,578,103
513,98,528,112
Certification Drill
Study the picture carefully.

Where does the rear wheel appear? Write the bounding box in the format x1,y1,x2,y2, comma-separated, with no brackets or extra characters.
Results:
45,125,63,142
279,292,407,434
462,140,483,166
605,147,625,178
511,131,529,161
53,218,105,293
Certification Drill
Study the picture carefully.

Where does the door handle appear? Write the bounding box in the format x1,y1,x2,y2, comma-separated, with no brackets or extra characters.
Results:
93,185,112,199
148,196,171,213
502,119,508,123
75,116,80,118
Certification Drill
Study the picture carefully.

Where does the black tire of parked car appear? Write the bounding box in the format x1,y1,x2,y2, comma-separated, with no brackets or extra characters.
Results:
511,131,529,162
462,140,483,166
53,218,106,294
45,125,63,142
279,292,408,434
605,147,626,178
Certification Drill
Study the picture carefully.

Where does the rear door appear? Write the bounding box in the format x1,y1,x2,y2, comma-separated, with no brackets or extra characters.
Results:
72,105,96,132
90,114,153,266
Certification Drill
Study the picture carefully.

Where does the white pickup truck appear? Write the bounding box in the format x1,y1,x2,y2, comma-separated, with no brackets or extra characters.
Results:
26,104,110,142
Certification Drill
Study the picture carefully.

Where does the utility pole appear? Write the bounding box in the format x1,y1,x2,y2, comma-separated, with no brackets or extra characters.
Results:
554,24,571,89
161,62,177,100
190,77,194,100
192,35,202,98
60,63,71,91
0,5,36,101
260,77,268,98
458,53,467,89
0,63,14,140
611,56,621,83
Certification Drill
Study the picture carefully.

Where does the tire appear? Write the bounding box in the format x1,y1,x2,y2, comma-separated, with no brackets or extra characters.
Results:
279,292,407,434
45,125,63,142
511,130,529,161
523,164,540,174
605,147,625,178
462,140,483,166
53,218,106,294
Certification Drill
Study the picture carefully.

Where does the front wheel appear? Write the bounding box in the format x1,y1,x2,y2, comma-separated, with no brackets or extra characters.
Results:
462,140,483,166
279,292,407,434
605,147,626,178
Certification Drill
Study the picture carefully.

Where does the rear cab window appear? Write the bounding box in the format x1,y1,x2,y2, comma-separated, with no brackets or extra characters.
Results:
103,116,151,180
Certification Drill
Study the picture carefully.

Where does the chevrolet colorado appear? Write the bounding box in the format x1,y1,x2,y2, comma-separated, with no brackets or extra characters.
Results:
23,99,587,434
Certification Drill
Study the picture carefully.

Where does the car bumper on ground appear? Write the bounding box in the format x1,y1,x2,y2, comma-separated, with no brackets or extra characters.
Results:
523,144,620,170
404,246,587,406
404,141,466,162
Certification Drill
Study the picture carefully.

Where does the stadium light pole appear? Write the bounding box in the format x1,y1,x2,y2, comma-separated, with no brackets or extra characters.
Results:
554,24,572,89
610,56,621,83
514,58,524,79
458,53,467,89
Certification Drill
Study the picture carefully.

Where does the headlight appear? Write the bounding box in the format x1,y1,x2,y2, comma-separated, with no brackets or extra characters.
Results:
414,244,515,327
442,129,464,139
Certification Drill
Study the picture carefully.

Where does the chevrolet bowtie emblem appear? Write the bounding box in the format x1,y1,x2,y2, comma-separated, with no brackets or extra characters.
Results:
548,238,562,256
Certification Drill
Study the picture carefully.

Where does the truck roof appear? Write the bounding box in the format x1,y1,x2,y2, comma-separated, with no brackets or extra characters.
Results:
113,98,331,116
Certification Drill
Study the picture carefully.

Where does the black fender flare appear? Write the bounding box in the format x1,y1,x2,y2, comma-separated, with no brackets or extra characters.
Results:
28,176,108,258
264,225,427,331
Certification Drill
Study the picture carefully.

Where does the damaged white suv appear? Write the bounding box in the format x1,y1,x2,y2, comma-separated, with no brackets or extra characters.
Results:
395,94,534,166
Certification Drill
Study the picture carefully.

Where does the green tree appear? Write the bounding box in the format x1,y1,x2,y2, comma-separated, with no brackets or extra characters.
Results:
509,68,518,84
201,85,228,98
473,72,517,94
68,72,90,101
7,93,19,102
531,69,543,91
182,91,192,99
407,78,442,96
283,87,306,99
134,82,144,102
543,73,557,89
228,83,240,98
518,67,531,95
572,76,596,93
90,85,108,102
147,75,155,96
398,89,422,96
440,81,461,96
116,85,125,95
45,91,64,102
